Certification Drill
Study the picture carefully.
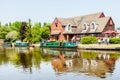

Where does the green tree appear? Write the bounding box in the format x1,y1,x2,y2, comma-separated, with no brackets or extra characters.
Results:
6,31,18,41
25,19,32,42
43,22,51,30
31,22,41,43
19,22,27,41
10,21,22,31
0,24,11,39
40,27,50,40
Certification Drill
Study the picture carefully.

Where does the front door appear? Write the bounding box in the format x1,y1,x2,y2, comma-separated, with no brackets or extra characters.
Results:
55,35,59,40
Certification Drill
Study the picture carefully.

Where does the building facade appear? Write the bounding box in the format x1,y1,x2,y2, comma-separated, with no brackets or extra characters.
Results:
50,12,115,41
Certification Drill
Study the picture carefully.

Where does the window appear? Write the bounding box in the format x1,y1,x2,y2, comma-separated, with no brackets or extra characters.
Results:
68,24,71,30
62,25,65,27
55,24,58,27
83,24,86,30
91,23,95,29
109,26,113,30
65,24,71,31
72,26,77,28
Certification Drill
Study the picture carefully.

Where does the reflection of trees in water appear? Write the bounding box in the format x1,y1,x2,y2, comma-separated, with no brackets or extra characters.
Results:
18,52,32,73
0,48,47,73
0,52,9,65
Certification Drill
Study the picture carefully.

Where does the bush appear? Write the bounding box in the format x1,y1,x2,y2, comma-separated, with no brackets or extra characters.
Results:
109,38,120,44
81,36,97,44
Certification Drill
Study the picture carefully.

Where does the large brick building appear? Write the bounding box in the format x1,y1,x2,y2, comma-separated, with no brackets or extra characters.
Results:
50,12,115,41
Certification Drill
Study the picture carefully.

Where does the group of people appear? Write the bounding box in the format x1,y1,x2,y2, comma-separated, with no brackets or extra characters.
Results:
97,37,110,45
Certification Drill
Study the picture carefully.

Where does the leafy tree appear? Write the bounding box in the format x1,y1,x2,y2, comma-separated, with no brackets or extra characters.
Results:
31,22,41,43
10,21,22,31
40,27,50,40
19,19,32,42
25,19,32,42
19,22,27,41
0,24,11,39
6,31,18,41
43,22,51,30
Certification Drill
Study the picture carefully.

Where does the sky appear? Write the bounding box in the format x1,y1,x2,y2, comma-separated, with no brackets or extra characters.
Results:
0,0,120,28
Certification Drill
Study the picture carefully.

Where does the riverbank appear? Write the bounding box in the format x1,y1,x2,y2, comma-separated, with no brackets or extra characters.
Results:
77,44,120,50
35,43,120,51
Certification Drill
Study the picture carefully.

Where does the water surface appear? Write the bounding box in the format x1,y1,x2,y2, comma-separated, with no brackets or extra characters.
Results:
0,47,120,80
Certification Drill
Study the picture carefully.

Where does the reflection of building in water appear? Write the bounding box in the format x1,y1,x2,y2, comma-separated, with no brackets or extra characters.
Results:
71,58,115,78
66,59,73,67
97,53,110,60
49,49,117,78
42,49,117,78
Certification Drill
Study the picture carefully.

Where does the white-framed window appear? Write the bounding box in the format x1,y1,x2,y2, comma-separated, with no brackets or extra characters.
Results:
82,23,87,30
91,23,95,29
68,24,71,30
91,22,98,29
65,24,71,31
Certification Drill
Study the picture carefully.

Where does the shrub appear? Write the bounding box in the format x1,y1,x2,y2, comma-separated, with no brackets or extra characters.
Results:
109,38,120,44
81,36,97,44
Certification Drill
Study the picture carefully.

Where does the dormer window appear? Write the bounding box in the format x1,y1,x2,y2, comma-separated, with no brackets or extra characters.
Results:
65,24,71,31
68,24,71,30
83,24,87,30
90,22,98,31
91,23,95,29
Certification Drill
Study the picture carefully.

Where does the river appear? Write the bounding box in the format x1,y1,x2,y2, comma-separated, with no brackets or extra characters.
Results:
0,47,120,80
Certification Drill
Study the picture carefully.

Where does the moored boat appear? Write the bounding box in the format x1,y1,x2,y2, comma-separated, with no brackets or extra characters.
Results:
3,42,12,47
14,40,29,47
40,41,77,48
14,42,29,47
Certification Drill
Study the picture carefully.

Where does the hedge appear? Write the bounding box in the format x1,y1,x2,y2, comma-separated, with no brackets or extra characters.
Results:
81,36,97,44
109,38,120,44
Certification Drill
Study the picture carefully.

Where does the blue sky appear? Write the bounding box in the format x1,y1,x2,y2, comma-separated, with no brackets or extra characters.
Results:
0,0,120,28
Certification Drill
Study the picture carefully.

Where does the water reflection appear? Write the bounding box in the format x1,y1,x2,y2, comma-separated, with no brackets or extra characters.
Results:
0,47,43,73
41,48,120,78
0,47,120,80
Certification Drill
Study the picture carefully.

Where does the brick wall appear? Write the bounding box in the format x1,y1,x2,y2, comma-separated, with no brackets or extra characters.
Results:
51,19,65,40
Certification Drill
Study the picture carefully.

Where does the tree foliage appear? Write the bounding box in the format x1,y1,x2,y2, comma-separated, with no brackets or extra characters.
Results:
40,27,50,40
0,20,51,43
6,31,18,40
10,21,22,31
24,19,32,42
31,23,41,43
19,22,27,41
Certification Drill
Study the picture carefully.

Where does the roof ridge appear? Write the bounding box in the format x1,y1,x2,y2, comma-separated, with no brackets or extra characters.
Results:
56,12,103,19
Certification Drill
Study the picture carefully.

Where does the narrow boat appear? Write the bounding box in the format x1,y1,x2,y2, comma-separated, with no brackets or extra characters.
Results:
3,42,12,47
14,42,29,47
14,40,29,47
40,41,77,48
